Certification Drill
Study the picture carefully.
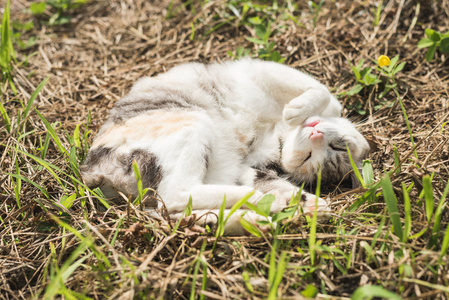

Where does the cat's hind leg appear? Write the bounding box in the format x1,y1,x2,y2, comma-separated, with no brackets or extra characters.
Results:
161,185,264,213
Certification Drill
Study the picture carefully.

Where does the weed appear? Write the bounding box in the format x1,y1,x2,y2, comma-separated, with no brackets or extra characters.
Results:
417,28,449,62
189,240,208,300
373,0,383,26
31,0,88,25
228,21,285,63
308,0,324,28
212,191,254,252
342,58,381,99
12,20,37,50
380,174,403,241
225,1,298,62
343,55,405,102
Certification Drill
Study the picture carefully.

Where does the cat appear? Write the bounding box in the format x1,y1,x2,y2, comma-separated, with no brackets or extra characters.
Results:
80,58,370,235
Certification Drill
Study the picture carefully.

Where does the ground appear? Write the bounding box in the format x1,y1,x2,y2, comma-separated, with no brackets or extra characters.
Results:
1,0,449,299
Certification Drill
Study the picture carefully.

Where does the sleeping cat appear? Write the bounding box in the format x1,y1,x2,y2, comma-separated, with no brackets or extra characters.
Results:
80,58,370,235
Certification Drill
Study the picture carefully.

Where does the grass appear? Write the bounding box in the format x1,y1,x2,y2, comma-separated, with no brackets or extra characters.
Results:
1,0,449,299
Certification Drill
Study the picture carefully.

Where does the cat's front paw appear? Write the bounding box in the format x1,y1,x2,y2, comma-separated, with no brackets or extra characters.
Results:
299,193,331,219
283,105,313,127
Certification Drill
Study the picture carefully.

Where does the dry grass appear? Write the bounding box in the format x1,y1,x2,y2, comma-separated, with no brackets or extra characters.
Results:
1,0,449,299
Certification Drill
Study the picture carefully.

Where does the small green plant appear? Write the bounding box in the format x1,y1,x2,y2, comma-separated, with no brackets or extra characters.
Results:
171,196,193,234
31,0,88,25
222,1,298,63
344,55,405,99
308,0,324,28
211,191,255,253
12,20,37,50
343,59,381,97
228,22,285,63
417,28,449,62
227,46,252,60
373,0,383,26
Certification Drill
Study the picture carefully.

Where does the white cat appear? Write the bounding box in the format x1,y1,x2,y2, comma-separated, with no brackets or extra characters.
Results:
81,58,369,235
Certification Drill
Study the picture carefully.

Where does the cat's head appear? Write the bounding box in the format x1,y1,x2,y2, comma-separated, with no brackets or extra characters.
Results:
281,116,370,186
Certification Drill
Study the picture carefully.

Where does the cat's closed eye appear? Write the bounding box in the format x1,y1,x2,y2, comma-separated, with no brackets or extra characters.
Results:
304,152,312,162
329,143,346,152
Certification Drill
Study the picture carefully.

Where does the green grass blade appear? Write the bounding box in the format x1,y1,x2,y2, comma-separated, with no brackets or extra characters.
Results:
18,149,65,190
351,285,402,300
50,214,111,268
200,249,208,300
172,196,193,234
347,144,365,187
69,145,80,178
21,76,49,132
43,241,93,300
225,191,254,224
362,160,374,185
268,237,278,288
268,251,288,300
0,100,11,132
41,132,51,159
190,240,207,300
350,181,381,212
8,173,49,198
13,161,22,209
393,144,401,174
440,222,449,261
422,175,434,222
289,183,305,206
239,216,262,237
131,159,144,207
36,109,69,156
394,89,417,159
309,165,321,265
211,196,227,254
430,179,449,248
73,124,81,148
402,183,411,243
20,149,110,209
185,196,193,217
0,0,15,72
256,194,275,216
380,174,403,241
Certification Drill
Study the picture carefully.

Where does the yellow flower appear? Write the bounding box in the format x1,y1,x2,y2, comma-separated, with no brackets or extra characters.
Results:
377,55,390,68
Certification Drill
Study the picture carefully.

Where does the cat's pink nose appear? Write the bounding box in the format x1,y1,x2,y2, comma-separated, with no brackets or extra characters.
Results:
310,131,324,141
305,119,320,127
309,127,324,141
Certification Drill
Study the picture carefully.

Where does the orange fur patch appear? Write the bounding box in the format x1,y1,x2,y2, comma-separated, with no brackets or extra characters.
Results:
93,111,199,147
